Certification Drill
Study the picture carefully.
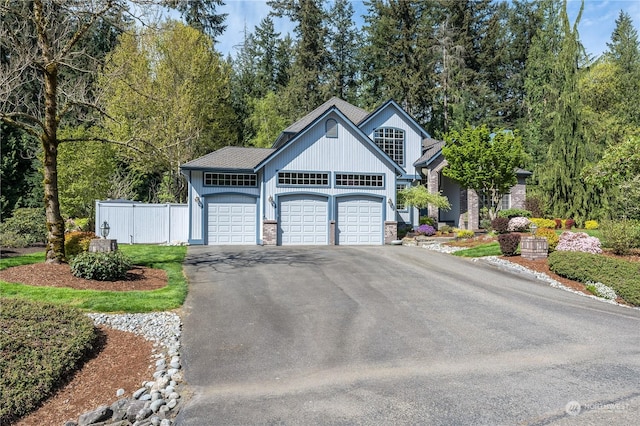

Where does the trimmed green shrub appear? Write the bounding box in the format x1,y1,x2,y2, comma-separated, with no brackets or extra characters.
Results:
497,208,532,219
64,231,97,258
0,208,46,247
480,218,492,230
600,220,640,255
548,251,640,306
530,217,557,229
497,233,521,256
0,298,97,424
491,217,509,234
70,250,132,281
535,227,560,252
419,216,436,226
439,225,453,234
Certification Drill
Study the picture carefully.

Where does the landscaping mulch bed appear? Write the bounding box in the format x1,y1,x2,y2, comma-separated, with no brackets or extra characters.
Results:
0,263,167,291
1,253,169,425
15,327,154,426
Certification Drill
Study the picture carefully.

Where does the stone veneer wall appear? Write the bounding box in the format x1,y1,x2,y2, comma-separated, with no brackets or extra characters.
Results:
384,221,398,243
329,221,336,245
511,177,527,209
467,189,480,230
263,220,277,245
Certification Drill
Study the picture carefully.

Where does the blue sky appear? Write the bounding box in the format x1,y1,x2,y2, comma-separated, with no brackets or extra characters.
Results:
216,0,640,60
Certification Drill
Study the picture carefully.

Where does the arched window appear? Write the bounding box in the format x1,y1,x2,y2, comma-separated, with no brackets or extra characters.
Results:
374,127,404,165
326,119,338,138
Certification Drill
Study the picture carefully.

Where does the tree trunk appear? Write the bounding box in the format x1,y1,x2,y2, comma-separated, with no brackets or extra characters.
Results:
42,62,66,264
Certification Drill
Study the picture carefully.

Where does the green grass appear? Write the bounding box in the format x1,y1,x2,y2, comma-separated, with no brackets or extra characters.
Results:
452,242,502,257
0,245,187,313
0,298,97,424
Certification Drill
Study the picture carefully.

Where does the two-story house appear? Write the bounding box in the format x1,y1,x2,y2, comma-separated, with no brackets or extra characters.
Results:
180,97,527,245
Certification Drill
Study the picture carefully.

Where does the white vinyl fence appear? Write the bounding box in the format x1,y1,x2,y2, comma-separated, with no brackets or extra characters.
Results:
95,200,188,244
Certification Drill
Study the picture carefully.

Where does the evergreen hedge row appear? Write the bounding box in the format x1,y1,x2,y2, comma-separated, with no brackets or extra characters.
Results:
548,251,640,306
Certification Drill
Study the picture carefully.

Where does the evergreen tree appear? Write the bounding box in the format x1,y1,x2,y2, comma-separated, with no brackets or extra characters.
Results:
325,0,361,103
540,1,603,222
269,0,328,116
605,10,640,127
361,0,432,121
165,0,227,42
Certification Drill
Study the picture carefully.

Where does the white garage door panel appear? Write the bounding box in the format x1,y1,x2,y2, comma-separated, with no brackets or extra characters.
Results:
207,195,256,245
280,196,328,245
337,197,383,245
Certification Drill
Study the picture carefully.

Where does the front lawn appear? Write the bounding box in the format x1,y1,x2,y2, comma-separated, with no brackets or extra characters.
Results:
452,242,502,257
0,245,187,313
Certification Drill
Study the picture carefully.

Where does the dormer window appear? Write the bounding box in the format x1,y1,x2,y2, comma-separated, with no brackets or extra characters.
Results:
326,119,338,138
374,127,404,165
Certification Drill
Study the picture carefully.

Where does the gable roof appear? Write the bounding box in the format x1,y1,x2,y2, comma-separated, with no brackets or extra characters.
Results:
181,146,274,171
272,97,369,149
358,99,430,139
413,138,445,167
255,106,404,174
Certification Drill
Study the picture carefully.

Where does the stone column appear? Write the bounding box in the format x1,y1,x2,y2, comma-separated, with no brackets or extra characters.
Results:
329,220,336,245
263,220,277,245
384,221,398,244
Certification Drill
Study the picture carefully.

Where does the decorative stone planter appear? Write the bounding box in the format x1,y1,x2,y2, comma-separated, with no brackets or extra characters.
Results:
520,237,548,260
88,238,118,253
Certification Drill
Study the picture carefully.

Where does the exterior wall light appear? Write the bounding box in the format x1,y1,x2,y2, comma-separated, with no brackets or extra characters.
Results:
194,196,203,208
268,195,276,207
388,198,395,210
100,220,110,238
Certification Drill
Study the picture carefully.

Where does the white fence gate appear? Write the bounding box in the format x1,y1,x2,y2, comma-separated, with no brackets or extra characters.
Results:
95,200,188,244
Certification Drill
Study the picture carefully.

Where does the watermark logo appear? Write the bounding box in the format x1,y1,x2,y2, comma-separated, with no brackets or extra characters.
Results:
565,400,629,416
565,401,581,416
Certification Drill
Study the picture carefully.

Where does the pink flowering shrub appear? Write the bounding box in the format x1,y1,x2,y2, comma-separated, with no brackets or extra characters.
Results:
507,216,531,232
556,231,602,254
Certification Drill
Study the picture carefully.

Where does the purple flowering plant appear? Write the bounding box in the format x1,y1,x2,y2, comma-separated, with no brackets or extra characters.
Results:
416,224,436,236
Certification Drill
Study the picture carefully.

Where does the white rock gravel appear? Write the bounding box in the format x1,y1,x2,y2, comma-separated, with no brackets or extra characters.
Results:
421,243,638,311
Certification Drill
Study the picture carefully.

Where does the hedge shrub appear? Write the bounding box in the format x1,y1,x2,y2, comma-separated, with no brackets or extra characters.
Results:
498,233,521,256
548,251,640,306
535,227,559,252
584,220,599,230
64,231,97,258
507,216,530,232
530,217,557,229
456,229,475,239
497,208,532,219
600,220,640,255
491,217,509,234
556,231,602,254
0,208,46,248
0,298,97,424
70,251,132,281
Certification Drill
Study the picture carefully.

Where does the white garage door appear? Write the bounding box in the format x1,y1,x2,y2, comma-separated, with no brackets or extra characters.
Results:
337,196,383,245
279,195,328,245
207,195,256,245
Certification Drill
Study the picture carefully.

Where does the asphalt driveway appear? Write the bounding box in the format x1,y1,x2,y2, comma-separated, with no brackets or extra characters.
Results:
175,246,640,425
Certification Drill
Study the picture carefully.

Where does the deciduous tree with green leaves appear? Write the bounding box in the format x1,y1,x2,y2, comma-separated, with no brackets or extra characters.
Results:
100,21,236,203
442,124,524,220
397,185,451,211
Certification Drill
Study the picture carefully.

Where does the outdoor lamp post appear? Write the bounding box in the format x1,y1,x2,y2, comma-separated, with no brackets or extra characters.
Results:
530,222,538,236
100,221,110,239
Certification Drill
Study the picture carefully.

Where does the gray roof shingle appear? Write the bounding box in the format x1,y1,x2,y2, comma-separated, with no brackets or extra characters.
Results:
182,146,274,170
283,97,369,134
414,138,445,167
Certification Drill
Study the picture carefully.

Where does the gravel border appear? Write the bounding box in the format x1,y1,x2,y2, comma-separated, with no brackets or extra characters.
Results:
422,243,639,311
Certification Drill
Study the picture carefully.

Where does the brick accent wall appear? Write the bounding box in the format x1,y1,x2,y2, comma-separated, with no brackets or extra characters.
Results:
263,220,277,245
384,221,398,244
